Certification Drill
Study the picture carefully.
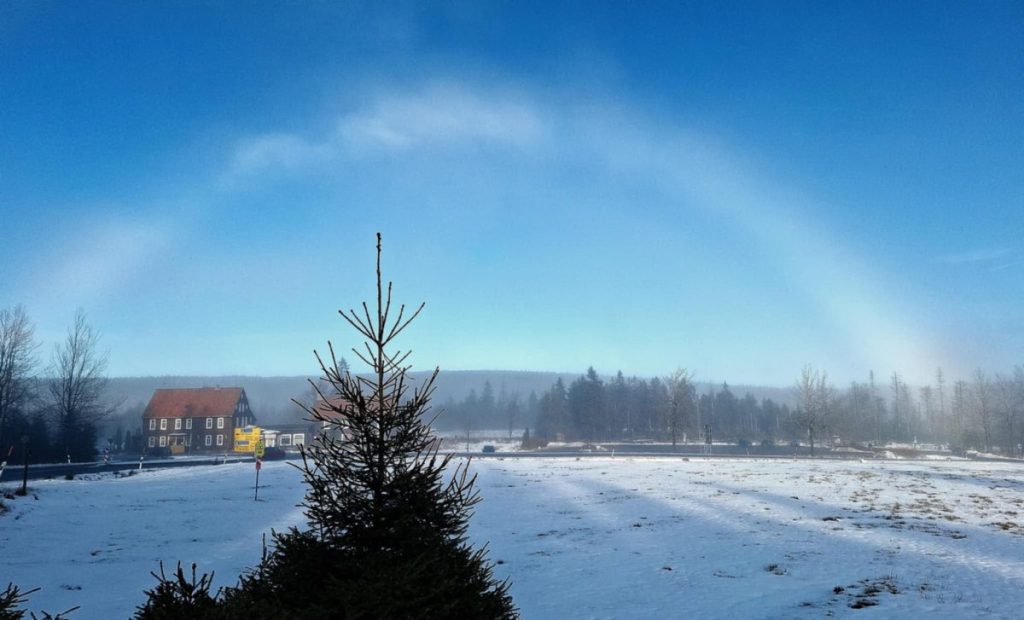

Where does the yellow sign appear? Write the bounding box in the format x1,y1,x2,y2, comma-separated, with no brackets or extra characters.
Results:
255,439,265,459
233,425,263,453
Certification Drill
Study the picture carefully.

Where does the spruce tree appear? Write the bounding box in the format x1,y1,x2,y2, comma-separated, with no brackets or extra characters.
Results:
137,234,515,619
281,233,516,617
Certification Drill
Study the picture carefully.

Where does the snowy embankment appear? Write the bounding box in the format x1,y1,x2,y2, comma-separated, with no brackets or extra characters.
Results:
2,458,1023,619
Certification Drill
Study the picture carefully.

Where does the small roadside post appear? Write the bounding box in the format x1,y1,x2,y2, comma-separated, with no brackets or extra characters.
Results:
18,435,29,496
254,438,265,501
0,445,12,481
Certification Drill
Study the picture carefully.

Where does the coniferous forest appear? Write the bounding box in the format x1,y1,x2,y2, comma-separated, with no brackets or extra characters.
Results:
439,366,1024,456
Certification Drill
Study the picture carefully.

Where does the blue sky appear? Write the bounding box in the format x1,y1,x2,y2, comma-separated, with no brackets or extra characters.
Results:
1,1,1021,385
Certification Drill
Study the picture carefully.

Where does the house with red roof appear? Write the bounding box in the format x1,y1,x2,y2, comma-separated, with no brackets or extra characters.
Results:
142,387,255,454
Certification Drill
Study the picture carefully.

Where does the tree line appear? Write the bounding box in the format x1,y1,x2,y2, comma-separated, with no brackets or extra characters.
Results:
530,367,792,446
519,364,1024,455
5,299,1023,461
0,306,109,464
829,367,1024,454
439,380,539,439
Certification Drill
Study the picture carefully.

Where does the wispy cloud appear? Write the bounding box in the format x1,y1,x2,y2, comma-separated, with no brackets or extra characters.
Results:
934,247,1015,265
222,82,546,183
338,83,544,151
989,259,1023,273
225,133,336,181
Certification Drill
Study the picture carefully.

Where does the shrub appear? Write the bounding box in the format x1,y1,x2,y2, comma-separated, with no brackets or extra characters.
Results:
0,582,32,619
135,563,218,620
0,582,78,619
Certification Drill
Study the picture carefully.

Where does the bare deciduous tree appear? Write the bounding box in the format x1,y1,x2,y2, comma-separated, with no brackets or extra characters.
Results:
869,370,883,444
506,395,520,441
972,369,993,452
890,372,904,442
952,379,968,446
1013,366,1024,457
919,385,935,444
49,309,109,462
935,368,948,443
666,368,696,449
0,305,38,452
793,365,834,456
994,369,1024,456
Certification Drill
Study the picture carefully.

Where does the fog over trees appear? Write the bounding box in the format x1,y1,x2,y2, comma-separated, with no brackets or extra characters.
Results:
519,364,1024,456
2,304,1022,461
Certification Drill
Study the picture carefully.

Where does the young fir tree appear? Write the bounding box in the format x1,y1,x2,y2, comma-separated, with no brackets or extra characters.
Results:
136,234,515,619
0,582,78,620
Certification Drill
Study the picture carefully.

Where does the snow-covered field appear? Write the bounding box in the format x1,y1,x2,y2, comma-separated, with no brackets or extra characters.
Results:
0,462,307,618
471,458,1024,619
2,457,1023,618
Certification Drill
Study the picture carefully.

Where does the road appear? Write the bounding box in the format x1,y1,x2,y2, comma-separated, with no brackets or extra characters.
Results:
0,454,261,484
3,444,1017,487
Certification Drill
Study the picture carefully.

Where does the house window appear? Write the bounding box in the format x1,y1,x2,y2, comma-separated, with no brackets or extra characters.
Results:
174,418,182,430
159,436,167,447
206,417,213,429
216,434,224,446
160,419,167,431
279,435,291,446
217,417,225,429
205,435,212,447
293,434,305,446
185,418,192,430
148,419,156,431
148,436,155,448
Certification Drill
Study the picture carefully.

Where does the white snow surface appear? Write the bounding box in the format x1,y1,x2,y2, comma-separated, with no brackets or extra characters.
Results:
0,462,307,618
2,457,1023,619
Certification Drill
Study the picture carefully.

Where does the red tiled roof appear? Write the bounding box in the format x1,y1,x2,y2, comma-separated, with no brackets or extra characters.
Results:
143,387,244,419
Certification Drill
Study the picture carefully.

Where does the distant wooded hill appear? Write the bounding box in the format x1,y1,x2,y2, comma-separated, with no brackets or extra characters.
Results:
102,371,793,430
